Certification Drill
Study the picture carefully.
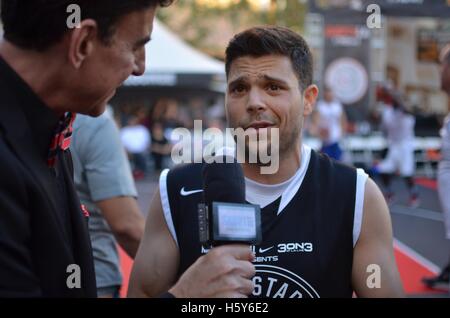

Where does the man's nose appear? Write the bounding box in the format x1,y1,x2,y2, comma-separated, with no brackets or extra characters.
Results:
132,51,146,76
246,88,267,114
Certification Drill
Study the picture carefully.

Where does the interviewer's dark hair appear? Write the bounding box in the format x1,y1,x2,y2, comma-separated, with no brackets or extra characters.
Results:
0,0,173,51
225,26,313,90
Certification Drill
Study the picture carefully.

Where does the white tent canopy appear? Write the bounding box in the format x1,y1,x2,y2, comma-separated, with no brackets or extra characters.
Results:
124,19,225,87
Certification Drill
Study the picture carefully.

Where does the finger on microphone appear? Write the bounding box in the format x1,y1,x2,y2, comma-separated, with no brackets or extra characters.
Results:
218,244,254,261
237,276,255,295
234,260,256,279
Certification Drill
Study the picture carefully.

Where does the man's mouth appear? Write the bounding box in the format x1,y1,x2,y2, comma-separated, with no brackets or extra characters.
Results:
245,121,275,131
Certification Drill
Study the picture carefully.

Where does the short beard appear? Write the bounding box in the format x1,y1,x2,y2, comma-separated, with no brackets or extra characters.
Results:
280,123,301,156
241,124,301,167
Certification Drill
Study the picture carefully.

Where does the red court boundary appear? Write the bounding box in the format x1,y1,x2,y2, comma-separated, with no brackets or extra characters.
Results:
415,177,438,190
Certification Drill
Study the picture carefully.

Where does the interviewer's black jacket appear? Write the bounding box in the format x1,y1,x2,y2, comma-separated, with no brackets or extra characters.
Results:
0,56,96,297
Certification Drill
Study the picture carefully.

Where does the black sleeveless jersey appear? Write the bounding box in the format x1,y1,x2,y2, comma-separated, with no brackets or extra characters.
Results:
161,150,359,298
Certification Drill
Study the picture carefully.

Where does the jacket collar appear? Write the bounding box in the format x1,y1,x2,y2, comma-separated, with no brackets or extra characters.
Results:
0,56,60,160
0,55,71,244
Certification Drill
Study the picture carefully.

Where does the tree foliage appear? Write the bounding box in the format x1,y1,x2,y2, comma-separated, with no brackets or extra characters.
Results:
157,0,308,59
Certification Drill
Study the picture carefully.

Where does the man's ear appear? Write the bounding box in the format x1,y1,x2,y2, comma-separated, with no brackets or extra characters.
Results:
67,19,98,69
303,84,319,116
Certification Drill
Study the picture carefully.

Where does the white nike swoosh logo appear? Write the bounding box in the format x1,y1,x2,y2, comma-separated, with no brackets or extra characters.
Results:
180,187,203,196
258,246,274,254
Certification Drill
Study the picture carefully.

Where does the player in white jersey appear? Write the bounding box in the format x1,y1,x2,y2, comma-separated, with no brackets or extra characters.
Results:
311,86,347,161
375,88,419,207
423,44,450,290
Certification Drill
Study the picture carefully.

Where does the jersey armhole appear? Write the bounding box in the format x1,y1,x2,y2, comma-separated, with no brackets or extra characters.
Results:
353,168,368,247
159,169,179,247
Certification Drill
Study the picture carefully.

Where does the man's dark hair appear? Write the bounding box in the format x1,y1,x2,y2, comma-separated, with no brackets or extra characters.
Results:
0,0,173,51
225,26,313,90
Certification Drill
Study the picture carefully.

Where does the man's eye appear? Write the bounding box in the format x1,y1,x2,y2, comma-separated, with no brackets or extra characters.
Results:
268,84,280,91
232,85,246,93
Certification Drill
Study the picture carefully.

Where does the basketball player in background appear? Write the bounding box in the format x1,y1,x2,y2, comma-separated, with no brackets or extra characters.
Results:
422,44,450,291
311,86,347,161
374,87,419,207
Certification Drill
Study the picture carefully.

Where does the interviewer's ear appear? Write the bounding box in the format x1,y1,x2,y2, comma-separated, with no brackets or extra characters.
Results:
303,84,319,116
67,19,99,69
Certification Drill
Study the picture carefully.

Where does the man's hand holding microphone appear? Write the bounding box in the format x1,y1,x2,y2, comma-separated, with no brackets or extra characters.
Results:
169,155,261,298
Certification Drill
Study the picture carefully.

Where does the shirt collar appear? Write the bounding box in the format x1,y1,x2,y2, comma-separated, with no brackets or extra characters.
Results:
47,112,76,167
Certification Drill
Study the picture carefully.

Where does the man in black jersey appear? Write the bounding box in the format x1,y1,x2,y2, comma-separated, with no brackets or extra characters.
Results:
129,26,404,298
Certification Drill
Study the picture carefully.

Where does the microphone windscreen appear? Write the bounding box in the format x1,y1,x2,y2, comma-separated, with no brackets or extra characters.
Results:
202,156,246,207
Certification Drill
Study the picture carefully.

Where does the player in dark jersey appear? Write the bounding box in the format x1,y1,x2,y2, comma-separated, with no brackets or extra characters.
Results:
129,26,404,298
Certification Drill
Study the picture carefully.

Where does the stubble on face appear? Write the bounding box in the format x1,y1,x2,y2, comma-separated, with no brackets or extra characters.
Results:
226,55,304,167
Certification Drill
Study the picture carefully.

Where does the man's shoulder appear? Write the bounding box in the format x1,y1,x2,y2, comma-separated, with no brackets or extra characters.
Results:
72,112,120,154
313,149,355,171
164,163,204,195
167,163,204,181
73,112,112,132
310,150,358,189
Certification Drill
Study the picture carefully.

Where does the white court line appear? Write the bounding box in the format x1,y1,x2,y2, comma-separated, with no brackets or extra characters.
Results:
393,238,440,274
390,205,444,222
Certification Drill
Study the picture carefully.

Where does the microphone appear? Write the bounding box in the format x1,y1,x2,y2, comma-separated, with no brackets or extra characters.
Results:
198,156,261,246
202,155,246,207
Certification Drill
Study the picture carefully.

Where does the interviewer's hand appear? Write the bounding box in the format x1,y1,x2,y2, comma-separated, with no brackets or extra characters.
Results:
169,244,255,298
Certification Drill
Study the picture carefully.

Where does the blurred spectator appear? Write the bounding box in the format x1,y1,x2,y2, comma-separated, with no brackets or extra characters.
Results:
120,116,151,179
189,97,206,123
311,86,347,161
422,44,450,290
151,121,171,173
151,98,170,124
373,87,419,207
71,109,145,297
164,100,185,144
136,106,151,129
208,118,226,131
151,98,182,126
165,98,181,125
151,98,186,134
207,97,226,120
117,103,135,128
